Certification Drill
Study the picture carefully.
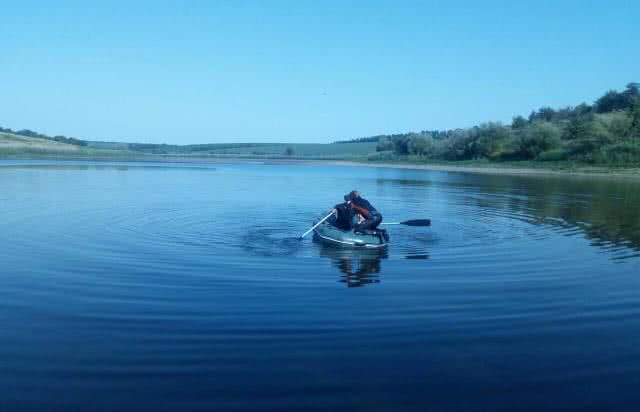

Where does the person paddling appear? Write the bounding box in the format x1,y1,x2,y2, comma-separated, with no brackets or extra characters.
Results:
344,190,384,234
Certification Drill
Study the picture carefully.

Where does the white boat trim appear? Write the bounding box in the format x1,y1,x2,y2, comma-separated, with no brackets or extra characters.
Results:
313,229,387,249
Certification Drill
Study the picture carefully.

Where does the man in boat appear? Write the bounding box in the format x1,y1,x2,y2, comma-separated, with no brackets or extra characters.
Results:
333,201,354,230
344,190,386,236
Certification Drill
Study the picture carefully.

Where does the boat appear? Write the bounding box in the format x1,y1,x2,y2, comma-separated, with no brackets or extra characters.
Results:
313,213,389,249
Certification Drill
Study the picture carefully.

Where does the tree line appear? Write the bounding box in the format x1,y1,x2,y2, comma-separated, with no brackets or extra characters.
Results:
373,83,640,165
0,126,88,146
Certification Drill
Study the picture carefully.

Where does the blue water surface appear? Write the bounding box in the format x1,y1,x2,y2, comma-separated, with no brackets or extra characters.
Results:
1,160,639,411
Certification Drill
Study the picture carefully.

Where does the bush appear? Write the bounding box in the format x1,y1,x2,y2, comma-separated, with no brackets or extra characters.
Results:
474,123,513,159
517,122,562,159
597,112,632,140
368,151,397,161
562,116,594,141
593,142,640,164
537,148,568,162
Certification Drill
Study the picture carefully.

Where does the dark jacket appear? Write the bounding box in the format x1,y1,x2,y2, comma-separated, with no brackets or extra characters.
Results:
334,203,354,230
352,197,376,213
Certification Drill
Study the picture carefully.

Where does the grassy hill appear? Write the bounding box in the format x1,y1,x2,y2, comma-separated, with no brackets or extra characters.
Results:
0,132,138,159
1,132,378,160
0,132,82,155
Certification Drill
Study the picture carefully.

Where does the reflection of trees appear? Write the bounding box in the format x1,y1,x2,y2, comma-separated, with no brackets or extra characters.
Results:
316,245,387,288
454,174,640,256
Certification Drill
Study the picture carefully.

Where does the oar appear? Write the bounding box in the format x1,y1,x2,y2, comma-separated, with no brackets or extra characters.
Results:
300,209,336,239
381,219,431,227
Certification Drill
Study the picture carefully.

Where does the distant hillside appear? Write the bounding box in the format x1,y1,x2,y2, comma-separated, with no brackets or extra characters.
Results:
85,141,377,158
0,127,86,146
1,130,377,160
0,132,83,154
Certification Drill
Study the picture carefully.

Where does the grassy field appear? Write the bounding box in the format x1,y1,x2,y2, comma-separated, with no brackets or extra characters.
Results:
0,132,140,158
84,141,378,159
0,132,81,154
199,142,376,157
1,132,378,160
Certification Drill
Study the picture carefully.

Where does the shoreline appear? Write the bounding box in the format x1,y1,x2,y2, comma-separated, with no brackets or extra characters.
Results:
327,160,640,179
2,155,640,179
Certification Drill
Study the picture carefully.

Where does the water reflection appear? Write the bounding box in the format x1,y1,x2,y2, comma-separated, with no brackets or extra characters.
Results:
434,173,640,260
0,163,214,171
405,254,430,260
316,244,388,287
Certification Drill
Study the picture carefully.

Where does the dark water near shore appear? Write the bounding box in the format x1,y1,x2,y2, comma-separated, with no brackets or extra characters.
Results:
1,160,640,411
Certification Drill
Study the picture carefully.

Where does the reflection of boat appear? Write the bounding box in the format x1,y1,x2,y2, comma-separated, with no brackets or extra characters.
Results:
317,244,388,288
313,213,388,249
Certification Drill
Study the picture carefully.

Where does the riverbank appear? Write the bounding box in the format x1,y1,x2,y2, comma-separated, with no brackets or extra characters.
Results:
335,160,640,179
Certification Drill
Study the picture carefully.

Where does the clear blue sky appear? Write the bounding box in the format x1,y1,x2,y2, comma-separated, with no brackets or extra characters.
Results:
1,0,638,144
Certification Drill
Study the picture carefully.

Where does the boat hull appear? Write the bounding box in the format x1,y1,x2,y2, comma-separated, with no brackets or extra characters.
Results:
313,220,388,249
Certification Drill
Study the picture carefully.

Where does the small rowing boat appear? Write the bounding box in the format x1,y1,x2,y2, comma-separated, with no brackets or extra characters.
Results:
313,213,388,249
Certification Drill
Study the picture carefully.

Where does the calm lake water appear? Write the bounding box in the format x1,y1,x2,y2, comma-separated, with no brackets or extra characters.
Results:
1,160,640,411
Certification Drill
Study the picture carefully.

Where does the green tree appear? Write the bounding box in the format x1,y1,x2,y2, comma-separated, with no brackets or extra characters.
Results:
376,137,394,152
538,107,556,122
623,83,640,104
563,114,596,141
437,130,474,160
596,90,624,113
574,103,592,116
511,116,527,129
630,98,640,139
518,122,562,159
589,111,632,143
595,84,638,113
407,134,434,156
467,123,513,159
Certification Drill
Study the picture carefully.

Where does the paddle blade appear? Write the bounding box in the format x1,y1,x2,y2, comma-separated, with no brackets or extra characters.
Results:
401,219,431,227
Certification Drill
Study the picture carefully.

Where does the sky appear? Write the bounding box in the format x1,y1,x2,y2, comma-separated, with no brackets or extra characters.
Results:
1,0,639,144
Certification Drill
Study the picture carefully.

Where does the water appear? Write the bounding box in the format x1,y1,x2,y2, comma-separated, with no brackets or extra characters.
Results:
1,160,639,411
